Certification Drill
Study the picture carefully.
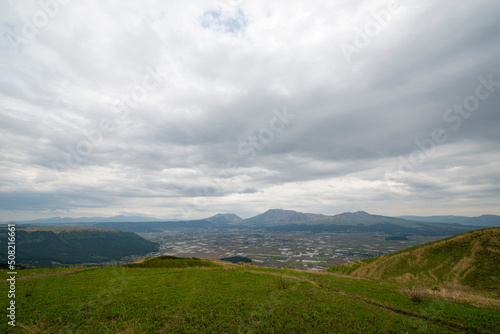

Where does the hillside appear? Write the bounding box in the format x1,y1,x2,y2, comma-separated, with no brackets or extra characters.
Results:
328,227,500,289
2,258,498,333
0,228,159,267
124,255,221,269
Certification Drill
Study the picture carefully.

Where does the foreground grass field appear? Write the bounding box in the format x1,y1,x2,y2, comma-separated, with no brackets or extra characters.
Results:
1,260,499,333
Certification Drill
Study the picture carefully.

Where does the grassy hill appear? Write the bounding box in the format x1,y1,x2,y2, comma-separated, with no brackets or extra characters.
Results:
328,227,500,290
2,259,498,333
0,227,159,267
123,255,220,269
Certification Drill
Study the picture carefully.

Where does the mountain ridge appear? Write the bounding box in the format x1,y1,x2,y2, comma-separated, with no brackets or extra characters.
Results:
10,210,499,227
10,215,171,224
234,209,485,236
8,210,492,236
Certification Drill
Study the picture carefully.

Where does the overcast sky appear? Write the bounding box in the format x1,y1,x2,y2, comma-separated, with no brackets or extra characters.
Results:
1,0,499,221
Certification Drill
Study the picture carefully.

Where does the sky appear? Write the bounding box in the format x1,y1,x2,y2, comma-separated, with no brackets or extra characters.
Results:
1,0,499,221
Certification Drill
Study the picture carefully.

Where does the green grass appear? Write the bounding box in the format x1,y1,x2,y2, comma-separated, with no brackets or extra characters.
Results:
1,267,90,278
1,262,498,333
328,227,500,289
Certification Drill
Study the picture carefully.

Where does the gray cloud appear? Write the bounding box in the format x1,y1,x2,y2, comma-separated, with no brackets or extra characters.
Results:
1,0,499,221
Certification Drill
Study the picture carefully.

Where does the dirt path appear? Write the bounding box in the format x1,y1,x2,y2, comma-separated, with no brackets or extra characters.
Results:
17,269,87,280
247,270,482,333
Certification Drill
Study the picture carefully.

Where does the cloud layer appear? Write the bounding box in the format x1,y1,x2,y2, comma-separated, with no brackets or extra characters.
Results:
1,0,500,221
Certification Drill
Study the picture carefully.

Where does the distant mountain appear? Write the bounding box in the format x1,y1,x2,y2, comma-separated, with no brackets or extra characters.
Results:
12,215,169,224
8,210,491,237
237,209,326,226
328,227,500,289
236,209,483,236
81,213,243,233
327,211,424,226
12,213,243,226
98,215,168,222
204,213,242,224
238,209,429,227
398,215,500,227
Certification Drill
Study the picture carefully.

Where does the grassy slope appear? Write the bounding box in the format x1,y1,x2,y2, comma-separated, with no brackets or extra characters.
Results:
123,255,220,269
328,227,500,289
1,262,498,333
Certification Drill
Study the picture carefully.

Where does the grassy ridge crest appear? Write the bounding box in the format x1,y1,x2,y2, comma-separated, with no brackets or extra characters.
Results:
328,227,500,289
123,255,221,269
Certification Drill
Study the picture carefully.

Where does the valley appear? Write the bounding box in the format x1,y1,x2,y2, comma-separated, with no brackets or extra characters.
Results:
141,229,446,270
8,209,490,269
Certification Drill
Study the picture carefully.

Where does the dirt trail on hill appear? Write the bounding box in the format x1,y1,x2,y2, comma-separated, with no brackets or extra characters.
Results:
248,270,482,333
17,269,87,280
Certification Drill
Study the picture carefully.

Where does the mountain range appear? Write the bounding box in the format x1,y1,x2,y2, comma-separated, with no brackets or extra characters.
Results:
235,209,440,227
9,209,497,236
12,210,500,227
235,209,486,236
9,215,170,224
